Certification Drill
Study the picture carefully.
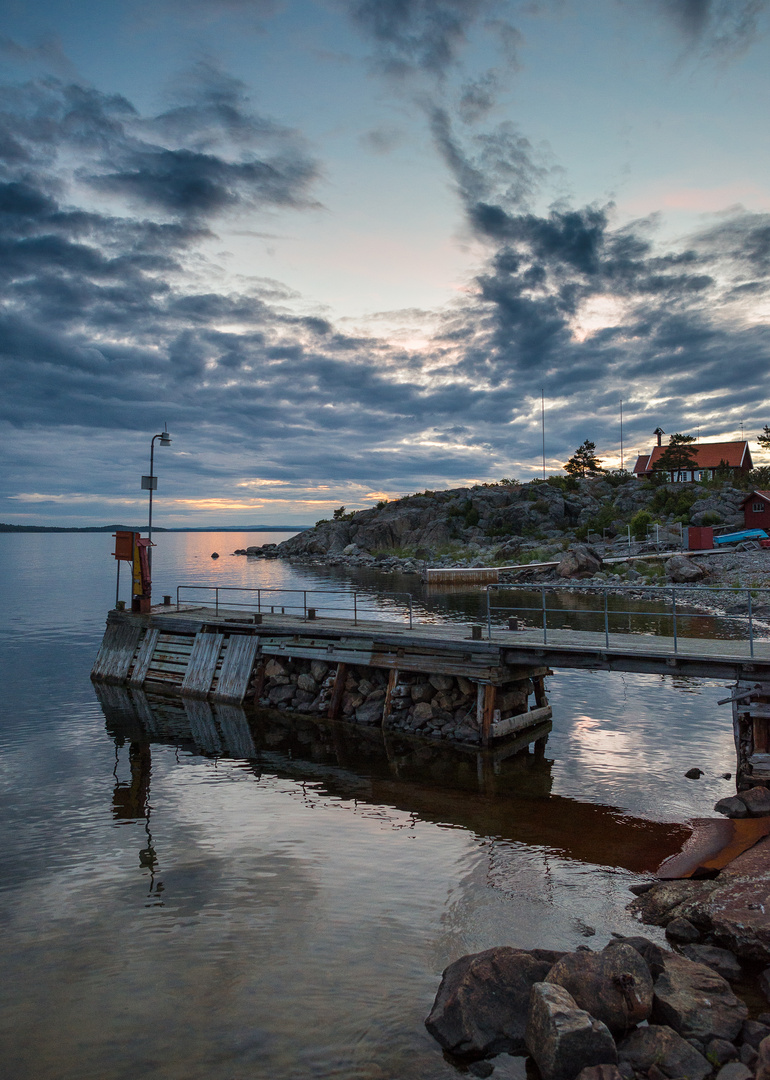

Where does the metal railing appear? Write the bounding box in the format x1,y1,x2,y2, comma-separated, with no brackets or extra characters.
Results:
484,582,770,657
175,584,414,628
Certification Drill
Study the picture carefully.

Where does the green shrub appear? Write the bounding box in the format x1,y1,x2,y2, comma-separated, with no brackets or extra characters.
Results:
700,511,722,526
464,506,480,528
630,509,654,540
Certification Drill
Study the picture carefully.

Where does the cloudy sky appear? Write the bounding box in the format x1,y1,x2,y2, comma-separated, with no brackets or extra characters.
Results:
2,0,770,526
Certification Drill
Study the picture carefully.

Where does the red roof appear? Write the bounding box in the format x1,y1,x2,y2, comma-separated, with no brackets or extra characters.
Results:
742,490,770,504
635,441,752,474
634,454,650,474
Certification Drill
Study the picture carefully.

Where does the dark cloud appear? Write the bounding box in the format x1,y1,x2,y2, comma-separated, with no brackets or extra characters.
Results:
458,71,499,123
0,74,317,222
640,0,769,54
347,0,495,76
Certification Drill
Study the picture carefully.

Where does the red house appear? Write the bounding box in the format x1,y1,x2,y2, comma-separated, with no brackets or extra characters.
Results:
742,490,770,532
633,431,753,482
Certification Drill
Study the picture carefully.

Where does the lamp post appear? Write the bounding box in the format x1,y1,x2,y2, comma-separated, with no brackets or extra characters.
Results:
142,427,172,571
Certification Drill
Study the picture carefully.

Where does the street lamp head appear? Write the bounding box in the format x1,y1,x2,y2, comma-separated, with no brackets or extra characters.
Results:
159,432,172,446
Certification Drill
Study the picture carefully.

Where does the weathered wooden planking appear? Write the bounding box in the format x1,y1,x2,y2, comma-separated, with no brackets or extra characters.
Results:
183,697,222,754
215,704,257,757
261,636,374,667
92,621,144,682
257,633,506,678
490,704,552,740
213,635,260,703
128,629,160,687
181,632,224,698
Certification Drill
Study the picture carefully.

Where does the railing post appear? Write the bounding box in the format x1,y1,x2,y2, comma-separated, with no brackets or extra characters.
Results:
604,589,609,648
408,594,413,629
354,592,357,624
257,589,261,613
304,590,307,618
541,586,547,645
215,587,219,616
176,585,180,612
748,590,754,658
671,588,677,654
487,586,492,640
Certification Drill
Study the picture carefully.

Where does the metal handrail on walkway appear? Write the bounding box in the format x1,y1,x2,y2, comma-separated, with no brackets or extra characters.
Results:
485,582,770,657
175,584,414,628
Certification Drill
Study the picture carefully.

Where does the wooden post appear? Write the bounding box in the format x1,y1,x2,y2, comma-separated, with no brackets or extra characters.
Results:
533,675,548,708
481,684,496,747
252,660,267,706
382,668,399,728
328,662,348,720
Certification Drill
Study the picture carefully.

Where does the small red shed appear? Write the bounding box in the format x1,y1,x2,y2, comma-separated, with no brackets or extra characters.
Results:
742,490,770,532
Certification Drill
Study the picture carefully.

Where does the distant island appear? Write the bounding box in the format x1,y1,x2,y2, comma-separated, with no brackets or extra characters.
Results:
0,523,309,534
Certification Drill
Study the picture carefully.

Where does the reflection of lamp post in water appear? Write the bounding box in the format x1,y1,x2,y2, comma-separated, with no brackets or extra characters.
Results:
142,427,172,572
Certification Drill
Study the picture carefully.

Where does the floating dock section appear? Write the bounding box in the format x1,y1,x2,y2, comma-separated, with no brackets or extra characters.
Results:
92,608,551,747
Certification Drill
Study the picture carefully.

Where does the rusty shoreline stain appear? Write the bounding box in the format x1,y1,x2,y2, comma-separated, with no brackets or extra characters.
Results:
656,817,770,879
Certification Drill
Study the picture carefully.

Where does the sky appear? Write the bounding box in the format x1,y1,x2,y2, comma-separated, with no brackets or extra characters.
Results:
2,0,770,527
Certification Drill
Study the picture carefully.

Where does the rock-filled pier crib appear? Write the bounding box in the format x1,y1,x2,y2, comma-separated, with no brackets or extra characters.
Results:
91,608,551,747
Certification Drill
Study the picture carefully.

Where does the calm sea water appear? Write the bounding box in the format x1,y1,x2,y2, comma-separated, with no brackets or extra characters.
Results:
0,532,741,1080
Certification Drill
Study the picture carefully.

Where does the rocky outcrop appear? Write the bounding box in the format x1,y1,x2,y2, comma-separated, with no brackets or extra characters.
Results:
425,938,768,1075
236,479,755,568
629,835,770,961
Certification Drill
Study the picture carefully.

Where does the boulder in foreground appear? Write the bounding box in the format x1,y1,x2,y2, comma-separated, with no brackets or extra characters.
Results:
424,946,556,1059
525,982,617,1080
616,1024,711,1080
545,943,652,1033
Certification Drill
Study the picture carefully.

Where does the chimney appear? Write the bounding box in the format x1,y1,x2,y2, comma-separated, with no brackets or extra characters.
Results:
653,426,665,447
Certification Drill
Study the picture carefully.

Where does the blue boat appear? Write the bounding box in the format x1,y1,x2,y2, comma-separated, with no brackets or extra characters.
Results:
713,528,769,545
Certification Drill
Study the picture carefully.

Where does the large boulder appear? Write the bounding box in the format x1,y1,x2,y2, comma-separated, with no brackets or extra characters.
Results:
557,545,603,579
664,555,707,583
424,946,555,1059
617,1024,711,1080
739,786,770,817
546,944,653,1033
525,982,617,1080
680,944,742,982
651,951,747,1041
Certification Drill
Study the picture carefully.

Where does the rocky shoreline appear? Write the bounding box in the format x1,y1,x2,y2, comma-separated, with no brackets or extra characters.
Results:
230,476,770,624
425,910,770,1079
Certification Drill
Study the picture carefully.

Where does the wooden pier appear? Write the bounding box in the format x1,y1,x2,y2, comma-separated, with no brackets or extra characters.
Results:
92,607,552,747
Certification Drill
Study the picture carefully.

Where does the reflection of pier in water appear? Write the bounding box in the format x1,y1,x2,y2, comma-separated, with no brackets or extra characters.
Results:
96,684,688,876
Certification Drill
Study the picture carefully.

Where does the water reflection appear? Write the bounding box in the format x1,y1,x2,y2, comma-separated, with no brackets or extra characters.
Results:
97,684,689,877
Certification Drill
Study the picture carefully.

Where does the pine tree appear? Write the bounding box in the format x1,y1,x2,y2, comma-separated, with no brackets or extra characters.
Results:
758,425,770,451
564,440,603,478
653,434,698,482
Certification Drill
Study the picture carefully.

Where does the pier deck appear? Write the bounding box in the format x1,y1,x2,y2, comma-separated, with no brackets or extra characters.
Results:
99,603,770,681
